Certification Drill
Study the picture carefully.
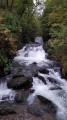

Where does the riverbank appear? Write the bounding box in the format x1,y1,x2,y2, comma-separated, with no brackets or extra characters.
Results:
43,42,67,79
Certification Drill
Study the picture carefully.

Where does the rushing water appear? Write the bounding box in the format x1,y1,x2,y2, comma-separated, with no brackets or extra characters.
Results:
0,37,67,120
14,37,67,120
0,82,15,102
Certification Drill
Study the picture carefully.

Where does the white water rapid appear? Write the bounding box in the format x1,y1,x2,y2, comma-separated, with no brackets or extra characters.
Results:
0,82,15,102
14,37,67,120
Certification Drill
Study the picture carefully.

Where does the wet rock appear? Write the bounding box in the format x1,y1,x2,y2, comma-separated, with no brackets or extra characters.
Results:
42,113,56,120
7,77,33,89
48,77,60,85
15,92,23,103
37,95,51,104
29,89,35,93
39,68,49,74
2,95,9,101
0,107,16,115
15,90,29,103
38,75,47,84
27,104,43,117
37,96,57,115
13,72,25,78
43,43,49,52
50,86,62,90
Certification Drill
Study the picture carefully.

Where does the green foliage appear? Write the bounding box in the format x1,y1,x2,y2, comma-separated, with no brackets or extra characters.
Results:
0,50,12,76
41,0,67,41
0,1,42,77
47,49,54,54
2,10,18,32
41,0,67,76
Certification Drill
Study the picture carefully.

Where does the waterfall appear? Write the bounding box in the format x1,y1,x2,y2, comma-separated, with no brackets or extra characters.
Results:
0,37,67,120
14,37,67,120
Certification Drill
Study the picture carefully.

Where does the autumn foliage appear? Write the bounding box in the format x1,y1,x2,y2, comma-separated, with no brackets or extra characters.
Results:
42,0,67,77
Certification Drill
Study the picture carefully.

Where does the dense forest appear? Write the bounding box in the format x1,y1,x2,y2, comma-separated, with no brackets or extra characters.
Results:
0,0,67,78
42,0,67,78
0,0,42,76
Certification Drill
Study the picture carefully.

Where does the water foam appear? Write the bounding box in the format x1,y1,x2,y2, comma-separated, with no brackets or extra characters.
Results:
28,68,67,120
14,38,67,120
14,45,49,66
0,82,15,102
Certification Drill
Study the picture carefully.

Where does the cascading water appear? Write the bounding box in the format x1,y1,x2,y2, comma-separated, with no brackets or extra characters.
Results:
0,82,15,102
14,37,67,120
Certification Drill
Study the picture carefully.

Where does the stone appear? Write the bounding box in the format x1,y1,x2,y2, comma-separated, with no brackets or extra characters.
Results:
37,96,57,115
27,104,43,117
38,75,47,84
13,72,25,78
42,113,56,120
7,77,33,89
39,68,49,74
48,77,60,85
37,95,51,104
50,86,62,90
15,92,23,103
0,107,16,115
15,90,29,103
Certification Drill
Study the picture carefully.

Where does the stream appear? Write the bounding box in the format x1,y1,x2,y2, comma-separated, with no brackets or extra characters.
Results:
0,37,67,120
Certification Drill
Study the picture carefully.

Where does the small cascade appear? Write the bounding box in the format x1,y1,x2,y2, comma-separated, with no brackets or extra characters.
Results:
0,82,15,102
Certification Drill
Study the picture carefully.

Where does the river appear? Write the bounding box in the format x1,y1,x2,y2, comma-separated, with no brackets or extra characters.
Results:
0,37,67,120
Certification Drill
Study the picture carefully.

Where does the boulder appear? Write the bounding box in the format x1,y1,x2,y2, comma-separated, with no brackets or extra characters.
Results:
42,113,56,120
39,68,49,74
13,72,25,78
38,75,47,84
15,92,23,103
50,86,62,90
48,77,60,85
27,104,43,117
37,95,51,104
7,77,33,89
37,95,56,114
15,90,29,103
0,107,16,115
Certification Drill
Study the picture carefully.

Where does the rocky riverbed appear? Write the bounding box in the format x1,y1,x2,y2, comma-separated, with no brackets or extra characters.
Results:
0,39,67,120
0,61,57,120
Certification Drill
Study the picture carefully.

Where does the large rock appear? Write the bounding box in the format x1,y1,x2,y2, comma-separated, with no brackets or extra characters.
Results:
48,77,60,85
50,86,62,90
38,75,47,84
7,77,33,89
37,95,56,114
39,68,49,74
0,107,16,115
13,72,25,78
27,104,43,117
42,113,57,120
37,95,51,104
15,90,29,103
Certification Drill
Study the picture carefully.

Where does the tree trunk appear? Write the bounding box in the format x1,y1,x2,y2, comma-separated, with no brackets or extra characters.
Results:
6,0,8,9
10,0,14,12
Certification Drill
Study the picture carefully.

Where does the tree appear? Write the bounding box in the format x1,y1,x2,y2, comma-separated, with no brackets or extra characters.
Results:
41,0,67,41
10,0,14,12
6,0,8,9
